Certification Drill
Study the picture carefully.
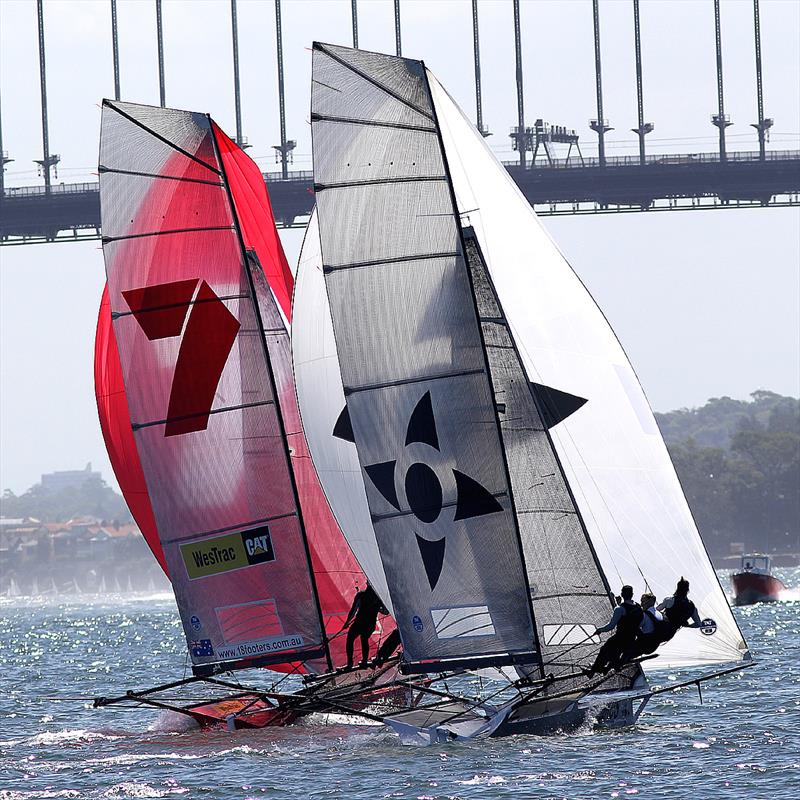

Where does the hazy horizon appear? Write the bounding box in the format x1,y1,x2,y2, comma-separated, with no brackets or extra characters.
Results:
3,381,796,498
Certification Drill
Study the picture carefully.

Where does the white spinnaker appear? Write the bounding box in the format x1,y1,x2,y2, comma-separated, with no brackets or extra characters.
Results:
428,72,747,670
291,211,393,612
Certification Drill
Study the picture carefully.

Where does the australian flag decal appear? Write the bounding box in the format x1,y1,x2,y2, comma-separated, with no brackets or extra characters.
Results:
191,639,214,657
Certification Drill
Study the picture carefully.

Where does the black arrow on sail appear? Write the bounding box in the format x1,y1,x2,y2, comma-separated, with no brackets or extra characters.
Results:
415,534,446,591
530,383,588,429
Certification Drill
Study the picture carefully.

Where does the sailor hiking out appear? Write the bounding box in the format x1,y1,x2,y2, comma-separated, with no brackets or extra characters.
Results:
658,577,703,631
585,585,643,677
622,593,671,662
341,584,388,670
608,578,708,671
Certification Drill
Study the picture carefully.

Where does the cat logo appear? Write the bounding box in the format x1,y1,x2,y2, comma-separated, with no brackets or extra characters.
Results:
181,525,276,579
241,528,275,566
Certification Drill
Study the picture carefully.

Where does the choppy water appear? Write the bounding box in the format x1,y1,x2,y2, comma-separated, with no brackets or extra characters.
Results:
1,570,798,800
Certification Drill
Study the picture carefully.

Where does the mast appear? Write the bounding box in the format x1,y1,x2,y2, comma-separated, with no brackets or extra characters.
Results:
422,66,544,679
209,119,334,673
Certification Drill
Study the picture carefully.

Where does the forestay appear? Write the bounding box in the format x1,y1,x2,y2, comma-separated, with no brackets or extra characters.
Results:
427,74,748,670
310,43,537,668
99,101,326,673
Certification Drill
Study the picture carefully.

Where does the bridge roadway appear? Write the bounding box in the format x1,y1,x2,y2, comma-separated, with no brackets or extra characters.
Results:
1,149,798,245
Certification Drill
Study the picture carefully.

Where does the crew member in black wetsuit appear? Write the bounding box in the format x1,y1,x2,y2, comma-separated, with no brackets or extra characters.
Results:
657,577,702,637
585,585,643,677
342,584,388,670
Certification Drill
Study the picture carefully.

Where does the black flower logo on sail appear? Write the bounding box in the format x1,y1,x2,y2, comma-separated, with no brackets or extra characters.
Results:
333,391,503,592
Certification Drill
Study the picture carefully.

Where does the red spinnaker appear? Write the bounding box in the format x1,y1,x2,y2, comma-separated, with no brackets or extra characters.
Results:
95,286,167,575
211,124,294,320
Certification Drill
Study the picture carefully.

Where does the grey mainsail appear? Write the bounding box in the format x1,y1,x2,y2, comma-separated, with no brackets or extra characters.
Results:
311,43,539,669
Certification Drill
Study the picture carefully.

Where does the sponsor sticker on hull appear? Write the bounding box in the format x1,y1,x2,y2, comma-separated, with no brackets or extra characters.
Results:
181,526,275,579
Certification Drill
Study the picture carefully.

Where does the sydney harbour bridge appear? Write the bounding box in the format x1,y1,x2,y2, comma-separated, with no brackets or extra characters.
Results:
1,0,798,246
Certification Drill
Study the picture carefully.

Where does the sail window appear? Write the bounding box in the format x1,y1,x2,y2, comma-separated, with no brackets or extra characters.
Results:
432,606,496,639
215,599,284,644
542,624,600,647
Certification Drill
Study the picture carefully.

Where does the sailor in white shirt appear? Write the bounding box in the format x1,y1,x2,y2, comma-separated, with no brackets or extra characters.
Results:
640,594,664,635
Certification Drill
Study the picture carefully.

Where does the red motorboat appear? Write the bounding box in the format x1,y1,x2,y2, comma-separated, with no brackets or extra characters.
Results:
731,554,787,606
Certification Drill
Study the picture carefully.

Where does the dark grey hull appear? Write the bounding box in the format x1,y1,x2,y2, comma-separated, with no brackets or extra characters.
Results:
493,695,637,737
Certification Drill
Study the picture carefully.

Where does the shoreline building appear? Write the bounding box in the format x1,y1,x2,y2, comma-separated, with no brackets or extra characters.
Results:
41,463,101,493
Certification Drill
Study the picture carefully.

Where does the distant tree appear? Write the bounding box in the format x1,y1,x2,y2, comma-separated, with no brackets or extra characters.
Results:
0,477,132,523
656,390,799,451
661,391,799,556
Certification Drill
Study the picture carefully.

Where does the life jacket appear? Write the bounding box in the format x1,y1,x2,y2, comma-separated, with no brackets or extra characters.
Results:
664,596,696,629
616,602,644,638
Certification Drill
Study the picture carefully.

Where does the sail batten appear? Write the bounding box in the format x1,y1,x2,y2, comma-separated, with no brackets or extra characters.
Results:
343,368,486,396
310,112,437,133
103,225,234,243
323,250,460,273
98,166,223,186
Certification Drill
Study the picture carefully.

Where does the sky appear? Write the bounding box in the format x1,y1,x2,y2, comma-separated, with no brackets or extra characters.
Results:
1,0,798,494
